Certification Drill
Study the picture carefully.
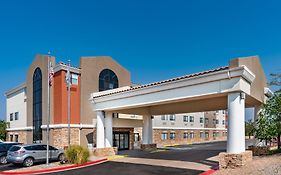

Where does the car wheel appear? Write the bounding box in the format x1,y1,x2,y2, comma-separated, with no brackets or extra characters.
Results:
23,157,34,167
0,156,7,164
58,153,65,161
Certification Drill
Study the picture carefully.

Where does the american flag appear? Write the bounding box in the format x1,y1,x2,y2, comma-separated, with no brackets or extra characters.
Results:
49,62,54,87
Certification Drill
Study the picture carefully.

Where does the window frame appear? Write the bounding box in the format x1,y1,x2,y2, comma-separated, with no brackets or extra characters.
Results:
183,116,189,122
189,116,194,122
15,112,19,120
10,113,13,121
170,132,176,140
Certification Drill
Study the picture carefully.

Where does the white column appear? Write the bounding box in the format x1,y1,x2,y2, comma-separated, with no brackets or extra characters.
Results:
96,111,105,148
254,105,262,146
227,92,246,153
105,112,113,147
143,115,153,144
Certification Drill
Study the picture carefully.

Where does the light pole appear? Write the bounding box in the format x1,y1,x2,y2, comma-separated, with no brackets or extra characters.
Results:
66,60,71,146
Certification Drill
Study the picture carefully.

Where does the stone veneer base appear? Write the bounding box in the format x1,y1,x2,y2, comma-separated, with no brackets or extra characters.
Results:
93,147,118,157
219,151,253,169
141,144,157,151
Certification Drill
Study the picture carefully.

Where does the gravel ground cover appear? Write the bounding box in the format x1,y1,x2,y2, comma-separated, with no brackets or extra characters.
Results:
214,154,281,175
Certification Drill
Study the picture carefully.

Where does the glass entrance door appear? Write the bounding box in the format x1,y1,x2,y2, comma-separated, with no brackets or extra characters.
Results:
113,132,129,150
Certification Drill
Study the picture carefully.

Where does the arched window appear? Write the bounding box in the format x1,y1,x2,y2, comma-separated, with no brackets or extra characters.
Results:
33,68,42,143
99,69,119,92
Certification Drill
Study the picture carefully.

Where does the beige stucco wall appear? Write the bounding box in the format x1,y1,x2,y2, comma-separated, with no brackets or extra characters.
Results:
26,55,56,143
80,56,131,125
230,56,267,105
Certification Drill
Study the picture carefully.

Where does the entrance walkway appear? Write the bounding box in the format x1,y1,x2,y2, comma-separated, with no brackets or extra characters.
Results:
114,141,227,172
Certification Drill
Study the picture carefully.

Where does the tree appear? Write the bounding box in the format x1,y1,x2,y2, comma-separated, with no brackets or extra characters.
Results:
245,120,255,139
256,93,281,148
0,120,8,141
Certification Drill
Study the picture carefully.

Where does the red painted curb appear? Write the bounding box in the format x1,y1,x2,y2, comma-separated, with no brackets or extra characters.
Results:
199,166,219,175
0,158,108,175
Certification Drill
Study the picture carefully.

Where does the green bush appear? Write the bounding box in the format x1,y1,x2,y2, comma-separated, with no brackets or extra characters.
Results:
65,145,90,164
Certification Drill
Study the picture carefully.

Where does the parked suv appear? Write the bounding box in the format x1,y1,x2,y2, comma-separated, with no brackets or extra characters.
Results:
7,144,64,167
0,142,22,164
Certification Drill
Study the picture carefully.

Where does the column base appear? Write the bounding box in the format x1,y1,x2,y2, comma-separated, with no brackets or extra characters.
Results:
93,147,118,157
219,151,253,169
141,144,157,151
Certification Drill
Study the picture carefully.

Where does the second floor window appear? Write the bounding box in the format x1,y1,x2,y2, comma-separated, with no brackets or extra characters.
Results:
189,116,194,122
15,112,19,120
183,116,188,122
170,115,176,121
71,74,79,85
10,113,13,121
216,119,219,124
200,117,204,123
161,115,166,120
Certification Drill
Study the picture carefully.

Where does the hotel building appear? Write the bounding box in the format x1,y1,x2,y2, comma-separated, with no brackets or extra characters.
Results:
5,55,227,150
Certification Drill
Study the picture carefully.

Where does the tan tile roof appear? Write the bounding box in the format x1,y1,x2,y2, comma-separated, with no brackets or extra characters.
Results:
93,66,229,98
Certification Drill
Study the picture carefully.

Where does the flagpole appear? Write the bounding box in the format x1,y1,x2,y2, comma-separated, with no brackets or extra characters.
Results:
46,53,51,166
67,60,71,146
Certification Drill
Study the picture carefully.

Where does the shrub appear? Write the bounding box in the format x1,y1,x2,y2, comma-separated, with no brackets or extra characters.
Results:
65,145,90,164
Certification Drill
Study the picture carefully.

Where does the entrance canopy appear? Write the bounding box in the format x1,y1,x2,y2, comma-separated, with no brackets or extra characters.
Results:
91,56,271,154
91,56,269,115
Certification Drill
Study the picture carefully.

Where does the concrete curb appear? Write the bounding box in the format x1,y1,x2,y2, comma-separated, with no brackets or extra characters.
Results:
0,158,108,175
199,166,219,175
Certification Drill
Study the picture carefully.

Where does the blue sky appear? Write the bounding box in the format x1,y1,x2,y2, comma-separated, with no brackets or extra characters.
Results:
0,0,280,120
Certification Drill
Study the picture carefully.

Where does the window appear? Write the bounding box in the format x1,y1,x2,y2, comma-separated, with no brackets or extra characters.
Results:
213,119,216,124
134,133,140,142
99,69,119,92
161,115,166,120
205,132,209,138
161,133,168,140
189,116,194,122
222,120,225,125
15,135,18,142
71,74,79,85
169,115,175,121
216,119,219,124
10,113,13,121
10,135,13,142
183,132,188,139
183,116,188,122
200,132,204,138
9,146,20,152
200,117,204,123
170,132,176,139
205,118,209,124
190,132,194,139
15,112,19,120
33,68,43,143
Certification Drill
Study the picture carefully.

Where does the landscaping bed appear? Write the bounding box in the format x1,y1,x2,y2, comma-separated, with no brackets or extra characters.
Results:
214,153,281,175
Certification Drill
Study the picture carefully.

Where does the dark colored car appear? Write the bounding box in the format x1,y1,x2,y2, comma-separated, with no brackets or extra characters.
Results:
0,142,22,164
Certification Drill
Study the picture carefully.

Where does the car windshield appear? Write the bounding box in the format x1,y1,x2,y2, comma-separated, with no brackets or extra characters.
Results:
9,146,21,151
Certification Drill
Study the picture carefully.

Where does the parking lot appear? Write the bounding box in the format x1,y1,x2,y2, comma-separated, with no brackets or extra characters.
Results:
0,140,254,174
45,141,230,175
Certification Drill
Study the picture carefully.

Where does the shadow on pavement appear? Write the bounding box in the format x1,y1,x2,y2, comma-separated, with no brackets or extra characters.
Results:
46,161,204,175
